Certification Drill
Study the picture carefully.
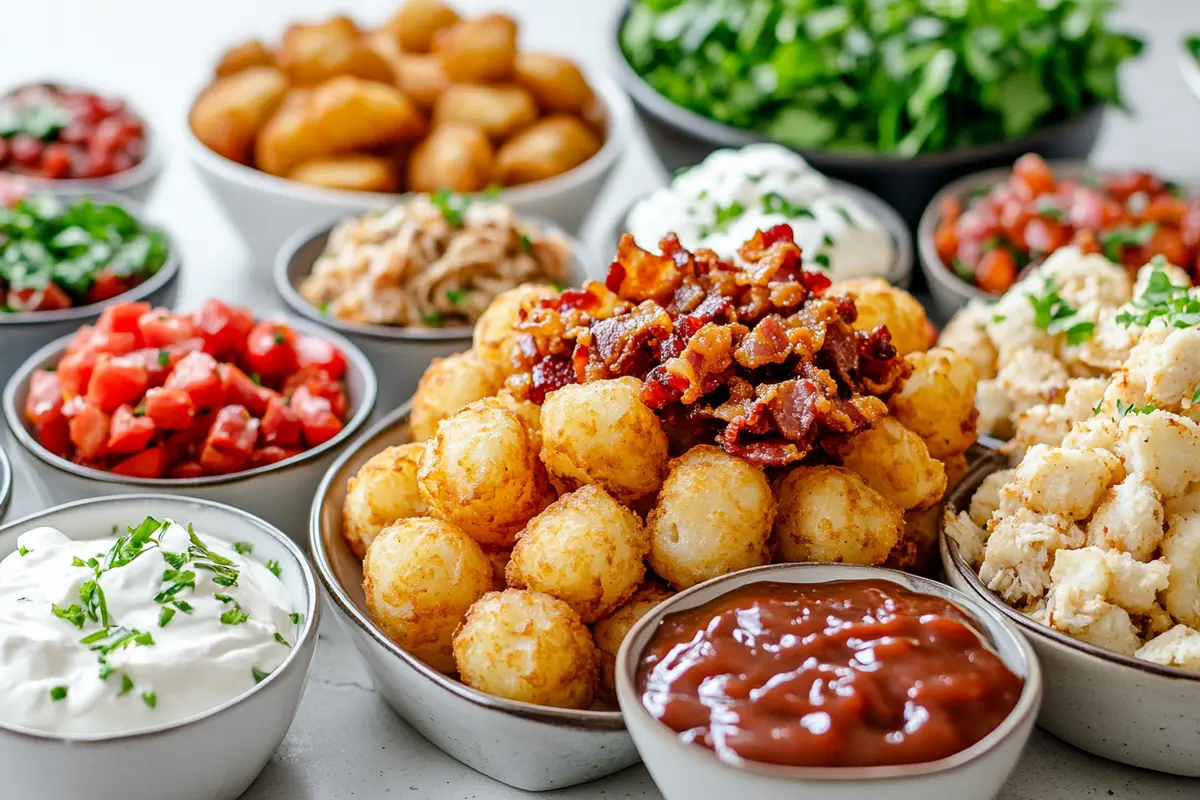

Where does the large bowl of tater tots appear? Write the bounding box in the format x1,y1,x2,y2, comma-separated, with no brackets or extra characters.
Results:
310,225,981,789
184,0,631,261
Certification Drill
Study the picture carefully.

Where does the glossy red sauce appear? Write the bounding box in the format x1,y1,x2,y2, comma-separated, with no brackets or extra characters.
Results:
637,579,1023,769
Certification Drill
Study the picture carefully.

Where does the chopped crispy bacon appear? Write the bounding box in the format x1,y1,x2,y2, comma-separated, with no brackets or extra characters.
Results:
612,234,684,303
529,355,576,403
587,301,672,380
735,314,791,369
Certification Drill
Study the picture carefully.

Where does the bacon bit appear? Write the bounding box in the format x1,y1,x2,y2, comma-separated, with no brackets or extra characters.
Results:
801,270,832,295
605,261,626,293
613,234,684,303
529,356,576,403
761,224,795,247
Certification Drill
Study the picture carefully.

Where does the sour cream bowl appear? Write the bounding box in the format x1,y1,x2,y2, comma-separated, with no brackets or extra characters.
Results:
0,494,320,800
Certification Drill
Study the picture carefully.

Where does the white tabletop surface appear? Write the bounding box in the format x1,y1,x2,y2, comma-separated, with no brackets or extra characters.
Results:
3,1,1200,797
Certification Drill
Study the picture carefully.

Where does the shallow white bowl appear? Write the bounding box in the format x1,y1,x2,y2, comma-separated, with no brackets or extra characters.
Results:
0,441,10,521
184,70,632,263
2,313,377,541
616,562,1041,800
941,453,1200,776
0,493,320,800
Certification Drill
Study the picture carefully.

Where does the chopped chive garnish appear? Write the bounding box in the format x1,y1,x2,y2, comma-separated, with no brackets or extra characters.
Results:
158,607,176,627
157,350,170,367
99,663,115,681
233,542,253,555
274,632,291,648
119,674,134,696
252,667,269,683
214,594,233,604
18,545,29,556
290,612,303,626
52,602,86,629
71,556,88,568
50,686,68,701
142,691,157,709
265,560,281,578
220,604,249,625
174,600,194,613
134,631,155,646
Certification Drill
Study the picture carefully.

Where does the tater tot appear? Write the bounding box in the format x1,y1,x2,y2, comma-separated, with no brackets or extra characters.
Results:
772,465,903,565
453,589,598,709
189,67,290,165
647,445,775,590
832,417,948,511
889,347,979,459
833,278,930,356
407,123,494,193
433,14,518,83
393,54,451,109
433,84,539,140
539,377,669,505
386,0,461,54
592,581,674,701
288,154,400,193
215,39,276,78
514,52,594,113
418,400,554,548
494,114,601,186
493,388,542,451
506,486,648,623
410,350,505,442
472,283,558,374
279,19,394,86
343,443,427,559
363,516,494,674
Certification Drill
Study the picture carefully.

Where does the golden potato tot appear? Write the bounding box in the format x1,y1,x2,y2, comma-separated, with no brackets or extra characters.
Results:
472,283,558,373
494,114,601,186
592,582,674,701
492,389,542,451
484,548,512,586
189,67,289,165
418,400,554,548
386,0,461,54
833,278,930,356
363,516,494,674
832,417,947,511
393,55,451,109
539,377,669,505
215,39,276,78
343,443,427,559
411,350,505,442
452,589,598,709
647,445,775,590
772,466,903,565
433,14,518,83
506,486,648,623
433,84,539,140
407,123,494,193
288,155,400,193
514,52,594,113
889,347,979,459
279,19,394,86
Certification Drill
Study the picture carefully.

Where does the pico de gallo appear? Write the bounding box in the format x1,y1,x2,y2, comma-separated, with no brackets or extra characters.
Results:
0,84,147,180
24,299,351,479
0,194,168,313
934,153,1200,294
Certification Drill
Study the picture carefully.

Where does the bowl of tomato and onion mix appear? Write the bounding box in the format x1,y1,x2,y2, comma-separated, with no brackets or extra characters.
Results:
0,82,162,202
2,299,377,540
917,155,1200,319
615,563,1041,800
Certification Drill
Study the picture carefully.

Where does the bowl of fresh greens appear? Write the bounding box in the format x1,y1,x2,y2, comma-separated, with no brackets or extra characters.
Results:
615,0,1143,227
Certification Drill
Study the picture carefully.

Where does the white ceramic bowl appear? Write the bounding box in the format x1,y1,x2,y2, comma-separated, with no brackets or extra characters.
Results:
2,312,377,541
184,70,632,263
616,562,1041,800
310,402,637,792
1180,41,1200,104
0,189,182,385
0,441,10,522
0,493,319,800
274,214,595,415
941,453,1200,776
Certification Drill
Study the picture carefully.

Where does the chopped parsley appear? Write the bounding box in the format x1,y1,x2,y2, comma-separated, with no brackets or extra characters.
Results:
157,350,170,367
1116,399,1156,417
274,632,291,648
252,667,270,684
158,607,176,627
518,232,533,253
992,314,1007,323
1100,223,1157,263
233,542,253,555
220,602,250,626
49,686,68,702
265,560,281,578
120,674,134,696
18,545,29,556
1027,277,1094,345
1115,263,1200,329
430,189,470,228
446,289,469,306
290,612,303,626
422,310,444,327
142,691,157,709
699,200,746,237
812,253,832,270
760,192,813,218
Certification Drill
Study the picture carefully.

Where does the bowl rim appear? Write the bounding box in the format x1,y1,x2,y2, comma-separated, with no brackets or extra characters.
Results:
0,442,11,521
609,3,1105,168
273,208,597,343
941,449,1200,684
182,67,633,210
309,400,626,730
614,561,1042,781
1,309,379,487
0,492,321,743
1180,39,1200,100
0,188,182,327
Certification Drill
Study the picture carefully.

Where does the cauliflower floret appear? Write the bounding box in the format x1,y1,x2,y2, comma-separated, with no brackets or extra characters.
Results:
1133,261,1192,298
1067,308,1142,375
1131,327,1200,412
1103,550,1171,613
1039,246,1132,310
1115,411,1200,499
1072,605,1142,656
984,291,1055,363
1025,601,1049,625
945,509,987,568
1134,604,1177,640
1085,473,1164,561
1135,624,1200,671
1166,482,1200,519
1012,444,1123,520
1046,547,1112,631
975,379,1016,439
969,468,1016,528
1161,514,1200,628
1096,367,1148,417
979,508,1084,606
939,300,998,380
1014,378,1108,450
1062,414,1119,451
997,348,1071,417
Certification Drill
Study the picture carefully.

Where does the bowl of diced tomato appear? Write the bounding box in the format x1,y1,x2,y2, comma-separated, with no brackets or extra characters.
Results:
917,154,1200,319
2,298,377,539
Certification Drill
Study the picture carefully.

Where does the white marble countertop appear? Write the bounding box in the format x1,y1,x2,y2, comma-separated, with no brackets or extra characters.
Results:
3,0,1200,797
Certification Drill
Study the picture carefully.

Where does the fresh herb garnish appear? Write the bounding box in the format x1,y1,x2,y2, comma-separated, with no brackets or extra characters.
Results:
252,667,270,684
274,632,291,648
1092,399,1104,415
119,674,134,696
158,607,176,627
1115,263,1200,329
1192,385,1200,404
290,612,303,626
220,602,250,625
430,189,470,228
1100,223,1158,262
1027,277,1094,345
233,542,253,555
214,594,233,604
18,545,29,556
1116,399,1156,417
52,602,86,629
446,289,469,307
812,253,832,270
760,192,813,218
422,310,444,327
265,560,281,578
157,350,170,367
49,686,68,702
142,691,157,709
701,201,746,237
518,233,533,253
992,314,1007,323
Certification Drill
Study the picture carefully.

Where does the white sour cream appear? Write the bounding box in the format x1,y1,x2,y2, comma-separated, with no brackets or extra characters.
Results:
627,143,896,280
0,519,298,736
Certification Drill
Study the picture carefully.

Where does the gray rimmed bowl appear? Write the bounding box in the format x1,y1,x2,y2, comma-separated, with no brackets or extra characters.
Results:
0,493,319,800
2,312,377,541
605,179,914,289
0,188,181,385
941,452,1200,776
310,402,637,792
1181,39,1200,103
615,562,1041,800
275,215,595,416
610,5,1104,229
0,441,10,522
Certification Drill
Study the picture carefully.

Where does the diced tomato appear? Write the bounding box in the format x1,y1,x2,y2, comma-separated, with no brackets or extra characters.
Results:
295,336,347,380
169,461,205,479
1143,196,1188,227
290,386,343,446
62,395,88,417
1104,171,1163,202
111,446,167,479
163,412,213,465
976,248,1018,295
218,363,276,416
164,351,224,410
86,355,150,413
261,395,302,447
206,405,259,455
68,402,110,460
85,270,132,304
934,221,958,265
137,309,196,348
938,195,963,225
6,284,72,312
249,446,302,468
245,321,299,380
1140,227,1189,269
38,416,72,458
998,201,1031,252
283,367,348,417
1023,217,1068,255
106,405,157,455
143,387,195,430
192,299,253,356
64,325,97,356
26,369,64,426
1012,153,1057,199
87,330,138,356
198,444,248,475
956,205,999,242
96,302,151,336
